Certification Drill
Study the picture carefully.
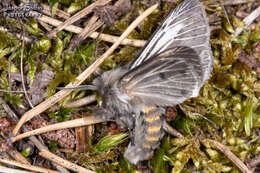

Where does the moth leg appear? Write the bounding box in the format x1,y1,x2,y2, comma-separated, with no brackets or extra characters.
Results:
163,121,184,138
124,106,165,164
92,108,115,121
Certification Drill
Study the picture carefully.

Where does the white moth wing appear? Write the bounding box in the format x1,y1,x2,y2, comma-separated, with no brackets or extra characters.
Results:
130,0,213,86
120,47,202,106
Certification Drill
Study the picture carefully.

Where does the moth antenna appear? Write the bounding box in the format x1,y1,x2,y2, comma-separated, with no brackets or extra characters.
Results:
56,85,97,91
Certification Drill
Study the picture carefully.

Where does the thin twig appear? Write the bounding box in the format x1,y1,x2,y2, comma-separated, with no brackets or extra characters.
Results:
47,0,111,38
0,27,32,43
28,134,78,173
19,22,34,108
0,89,27,93
221,2,233,30
163,121,184,138
8,43,21,94
37,13,146,47
204,0,254,6
1,98,68,172
68,15,103,50
5,149,30,165
247,136,260,145
0,166,31,173
40,3,70,19
1,97,88,173
12,116,104,142
221,0,254,5
0,101,31,165
205,139,252,173
93,26,106,63
0,158,59,173
196,113,219,129
233,5,260,37
0,98,18,121
30,134,92,173
39,150,95,173
247,155,260,171
38,20,52,31
65,95,96,108
12,4,158,135
0,141,30,164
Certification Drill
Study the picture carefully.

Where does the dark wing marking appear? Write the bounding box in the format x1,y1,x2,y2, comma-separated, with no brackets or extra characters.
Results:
119,47,202,107
130,0,212,86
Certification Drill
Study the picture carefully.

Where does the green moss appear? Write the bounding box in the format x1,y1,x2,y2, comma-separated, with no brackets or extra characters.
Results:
0,31,19,49
94,133,128,153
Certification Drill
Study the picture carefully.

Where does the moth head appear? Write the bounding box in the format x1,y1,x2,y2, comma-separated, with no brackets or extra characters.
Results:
93,68,131,108
93,68,128,95
56,68,127,94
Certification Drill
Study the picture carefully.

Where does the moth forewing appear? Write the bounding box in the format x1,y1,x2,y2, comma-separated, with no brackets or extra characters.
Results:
130,0,212,84
119,46,201,106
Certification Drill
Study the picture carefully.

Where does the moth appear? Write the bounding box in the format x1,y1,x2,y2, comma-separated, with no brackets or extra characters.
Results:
67,0,213,164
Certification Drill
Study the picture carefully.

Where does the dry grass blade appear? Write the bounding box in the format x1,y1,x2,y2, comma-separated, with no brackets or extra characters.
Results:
233,5,260,37
2,3,136,46
39,150,95,173
12,3,158,135
207,139,252,173
12,116,104,142
68,15,104,50
204,0,254,6
0,100,31,165
38,20,52,31
40,3,70,19
1,98,91,172
0,158,59,173
1,98,70,172
37,13,146,47
163,121,184,138
0,166,31,173
65,95,96,108
19,24,34,108
7,149,30,165
47,0,111,38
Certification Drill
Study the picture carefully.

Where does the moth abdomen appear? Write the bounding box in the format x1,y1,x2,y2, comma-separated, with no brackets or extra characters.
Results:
124,107,164,164
143,106,161,122
146,125,161,134
143,107,164,149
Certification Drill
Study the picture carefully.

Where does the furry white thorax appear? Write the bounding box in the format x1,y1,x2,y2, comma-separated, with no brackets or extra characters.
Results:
93,68,131,104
